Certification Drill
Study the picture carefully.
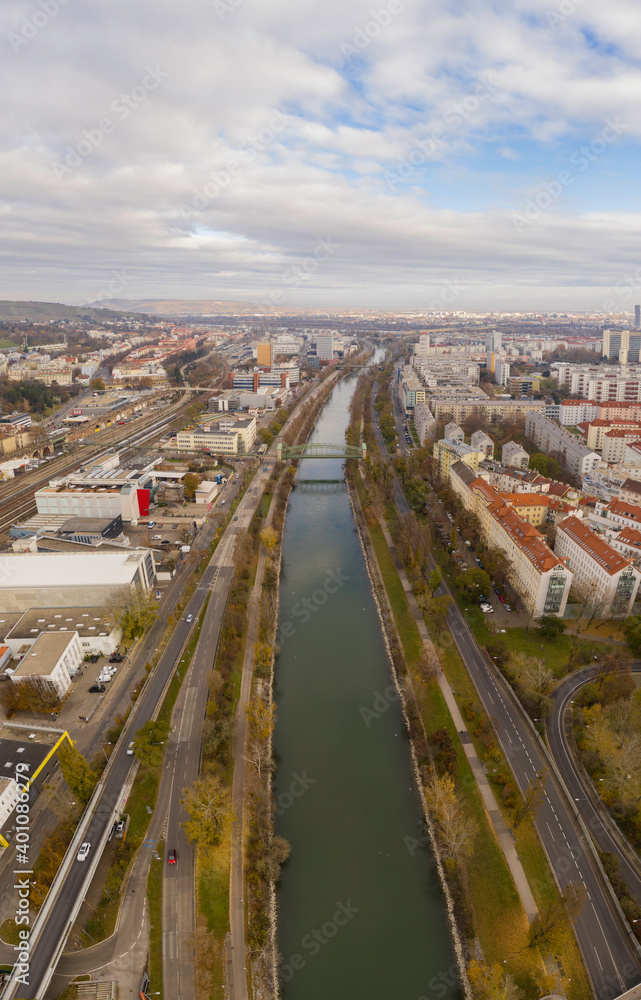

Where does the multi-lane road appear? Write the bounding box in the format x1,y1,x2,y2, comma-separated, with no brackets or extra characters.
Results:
370,376,641,999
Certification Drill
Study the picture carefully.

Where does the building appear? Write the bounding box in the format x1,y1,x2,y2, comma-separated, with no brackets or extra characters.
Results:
602,329,641,364
559,401,599,426
0,413,31,431
5,606,122,657
0,550,155,612
555,516,641,616
468,480,573,617
601,428,641,464
470,430,494,459
502,441,529,469
496,361,511,387
413,401,437,444
175,426,239,455
525,412,600,478
636,306,640,331
12,631,84,699
508,375,540,396
316,335,334,362
444,422,464,443
497,492,549,527
620,478,641,505
194,481,220,505
429,397,544,425
433,439,484,485
35,483,147,524
256,342,274,369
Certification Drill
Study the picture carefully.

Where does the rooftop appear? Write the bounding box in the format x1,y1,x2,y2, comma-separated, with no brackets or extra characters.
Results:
606,498,641,523
557,517,632,576
487,500,567,574
7,607,117,640
0,550,149,589
14,631,79,676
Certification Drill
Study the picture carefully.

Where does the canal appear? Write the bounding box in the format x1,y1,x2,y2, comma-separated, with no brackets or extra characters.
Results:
273,358,461,1000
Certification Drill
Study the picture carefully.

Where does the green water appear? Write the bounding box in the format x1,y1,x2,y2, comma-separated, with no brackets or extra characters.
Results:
274,364,461,1000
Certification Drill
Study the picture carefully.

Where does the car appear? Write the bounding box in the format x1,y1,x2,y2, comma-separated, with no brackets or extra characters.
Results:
152,534,163,540
233,515,238,521
499,595,506,603
77,842,91,861
168,848,177,864
89,683,106,693
504,605,512,612
127,741,135,756
147,521,155,528
493,587,501,596
155,590,161,599
90,654,99,663
480,603,494,614
161,539,170,545
186,613,193,623
475,557,482,565
116,820,125,838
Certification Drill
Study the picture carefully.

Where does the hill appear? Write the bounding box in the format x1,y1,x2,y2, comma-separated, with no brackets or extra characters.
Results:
0,301,136,322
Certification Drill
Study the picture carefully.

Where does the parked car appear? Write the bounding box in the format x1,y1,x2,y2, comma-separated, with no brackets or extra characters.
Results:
172,523,178,528
493,586,501,596
152,534,163,540
480,602,494,614
499,595,506,603
147,521,155,528
504,605,512,612
77,842,91,861
89,683,106,693
116,820,125,838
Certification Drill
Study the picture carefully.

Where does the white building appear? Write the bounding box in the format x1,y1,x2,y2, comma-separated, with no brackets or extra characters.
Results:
35,482,145,523
12,631,84,700
412,401,437,444
0,550,155,612
502,441,529,469
525,412,600,478
470,430,494,459
496,361,511,386
555,516,641,617
5,607,122,658
444,422,465,443
194,481,220,505
316,335,334,362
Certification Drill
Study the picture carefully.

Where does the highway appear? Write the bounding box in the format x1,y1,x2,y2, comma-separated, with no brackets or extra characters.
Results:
370,373,641,999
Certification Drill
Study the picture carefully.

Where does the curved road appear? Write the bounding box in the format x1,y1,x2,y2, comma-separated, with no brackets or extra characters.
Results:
548,665,641,906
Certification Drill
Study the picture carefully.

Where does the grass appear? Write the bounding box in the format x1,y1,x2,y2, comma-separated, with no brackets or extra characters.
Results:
0,919,19,944
147,838,164,997
196,817,233,1000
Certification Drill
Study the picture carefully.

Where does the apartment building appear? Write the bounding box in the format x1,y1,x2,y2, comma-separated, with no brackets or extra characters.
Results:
430,397,544,424
497,492,549,527
555,516,641,616
601,428,641,463
620,478,641,505
502,441,530,469
525,412,600,478
413,401,437,444
470,480,573,617
444,422,464,443
470,430,494,459
559,401,599,426
433,439,485,485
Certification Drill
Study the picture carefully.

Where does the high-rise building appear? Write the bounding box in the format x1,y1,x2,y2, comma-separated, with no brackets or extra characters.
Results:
486,329,502,353
602,328,641,364
635,305,640,331
316,334,334,362
256,341,273,369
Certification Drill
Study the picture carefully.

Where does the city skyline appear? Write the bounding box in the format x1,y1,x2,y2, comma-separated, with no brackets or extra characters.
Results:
2,0,641,310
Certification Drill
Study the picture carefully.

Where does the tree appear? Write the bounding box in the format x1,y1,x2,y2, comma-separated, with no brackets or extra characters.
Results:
425,771,477,861
260,526,278,555
428,567,442,597
184,472,199,500
89,377,105,391
512,768,546,829
133,719,170,767
528,882,587,947
623,615,641,655
57,740,98,804
458,567,490,598
537,614,566,639
245,697,275,780
182,774,230,845
118,590,158,640
467,960,524,1000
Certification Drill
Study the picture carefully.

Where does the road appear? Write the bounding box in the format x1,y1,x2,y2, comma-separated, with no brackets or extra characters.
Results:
370,371,641,998
548,665,641,906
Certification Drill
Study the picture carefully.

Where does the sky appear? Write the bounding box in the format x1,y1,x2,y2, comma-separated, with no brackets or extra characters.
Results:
2,0,641,312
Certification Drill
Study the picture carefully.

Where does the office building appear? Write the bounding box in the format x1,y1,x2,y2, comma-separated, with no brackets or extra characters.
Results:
12,631,83,700
256,342,274,369
315,335,334,362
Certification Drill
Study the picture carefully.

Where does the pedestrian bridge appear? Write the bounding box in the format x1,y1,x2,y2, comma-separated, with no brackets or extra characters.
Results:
277,442,367,461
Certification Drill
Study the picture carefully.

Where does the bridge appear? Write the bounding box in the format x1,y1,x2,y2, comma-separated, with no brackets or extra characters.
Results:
276,441,367,461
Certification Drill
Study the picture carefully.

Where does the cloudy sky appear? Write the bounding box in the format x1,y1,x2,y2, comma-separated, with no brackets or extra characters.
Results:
2,0,641,311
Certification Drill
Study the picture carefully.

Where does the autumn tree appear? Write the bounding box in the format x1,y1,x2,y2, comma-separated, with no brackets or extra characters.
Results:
512,769,546,829
118,590,158,641
182,774,230,845
425,771,477,862
57,741,98,804
133,719,170,767
528,882,587,948
245,697,275,781
467,960,524,1000
184,472,199,500
260,526,278,555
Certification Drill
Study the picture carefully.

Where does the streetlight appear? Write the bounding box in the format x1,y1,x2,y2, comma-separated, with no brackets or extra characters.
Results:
100,742,112,764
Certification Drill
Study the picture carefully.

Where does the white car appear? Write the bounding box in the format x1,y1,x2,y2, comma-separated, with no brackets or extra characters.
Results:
77,842,91,861
127,741,135,756
185,613,193,623
480,602,494,614
152,534,163,540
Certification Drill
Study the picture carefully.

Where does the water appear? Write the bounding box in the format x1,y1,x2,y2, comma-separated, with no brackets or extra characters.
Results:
274,358,460,1000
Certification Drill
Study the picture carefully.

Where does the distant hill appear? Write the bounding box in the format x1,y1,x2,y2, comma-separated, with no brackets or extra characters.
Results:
0,300,136,322
94,298,274,316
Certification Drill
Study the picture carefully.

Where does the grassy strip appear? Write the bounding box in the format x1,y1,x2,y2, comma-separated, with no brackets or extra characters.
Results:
147,837,164,997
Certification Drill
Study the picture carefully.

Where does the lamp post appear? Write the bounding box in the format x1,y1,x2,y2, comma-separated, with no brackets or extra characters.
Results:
100,742,112,764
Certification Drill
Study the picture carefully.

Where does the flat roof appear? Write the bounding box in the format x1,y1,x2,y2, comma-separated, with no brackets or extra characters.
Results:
0,737,52,780
8,607,117,640
0,614,26,639
14,631,79,676
0,550,148,589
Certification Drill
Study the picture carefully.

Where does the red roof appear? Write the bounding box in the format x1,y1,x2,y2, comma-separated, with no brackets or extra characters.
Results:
557,517,632,575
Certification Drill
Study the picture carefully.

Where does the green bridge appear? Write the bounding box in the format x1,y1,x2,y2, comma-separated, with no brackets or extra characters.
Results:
276,441,367,461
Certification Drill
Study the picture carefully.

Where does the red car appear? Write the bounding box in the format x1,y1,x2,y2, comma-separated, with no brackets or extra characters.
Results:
499,595,506,603
168,848,177,864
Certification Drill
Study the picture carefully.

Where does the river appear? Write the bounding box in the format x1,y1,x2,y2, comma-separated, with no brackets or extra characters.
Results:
273,356,461,1000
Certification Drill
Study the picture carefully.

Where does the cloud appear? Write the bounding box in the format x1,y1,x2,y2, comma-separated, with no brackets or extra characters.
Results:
0,0,640,308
